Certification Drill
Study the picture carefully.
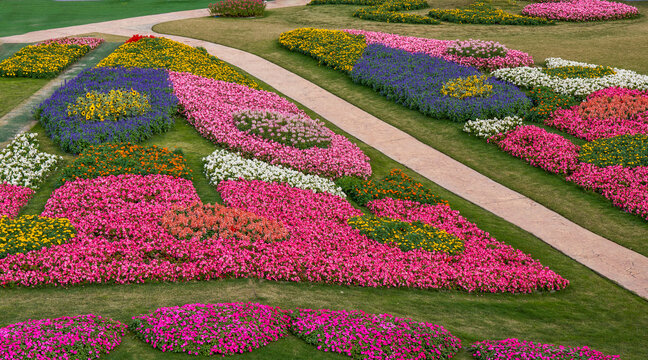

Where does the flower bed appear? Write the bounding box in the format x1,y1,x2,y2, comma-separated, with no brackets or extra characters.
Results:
57,143,192,187
568,163,648,220
350,44,529,122
290,308,461,359
278,28,367,73
428,1,554,25
170,71,371,179
67,88,152,123
579,134,648,168
0,133,62,189
161,202,289,242
470,338,619,360
97,37,257,88
209,0,266,17
488,125,581,176
0,314,126,360
522,0,639,22
233,110,332,149
492,58,648,96
337,169,448,206
38,36,104,49
203,149,346,197
463,116,523,139
353,0,439,24
527,86,579,122
37,67,178,153
545,87,648,141
343,29,533,72
0,215,75,259
131,303,290,356
348,215,464,254
0,183,34,219
0,39,96,78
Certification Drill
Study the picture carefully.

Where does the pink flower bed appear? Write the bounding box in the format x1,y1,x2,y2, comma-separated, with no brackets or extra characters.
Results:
488,125,581,176
289,308,461,359
131,302,290,356
38,37,105,49
568,163,648,220
0,182,34,218
546,87,648,141
343,29,534,71
522,0,639,22
0,314,127,360
470,338,619,360
170,71,371,179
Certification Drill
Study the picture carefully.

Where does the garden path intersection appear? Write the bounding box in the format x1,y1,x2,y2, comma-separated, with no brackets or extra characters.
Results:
1,0,647,300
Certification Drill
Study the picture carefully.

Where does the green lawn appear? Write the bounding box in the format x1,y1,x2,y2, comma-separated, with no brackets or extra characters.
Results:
0,0,213,37
4,61,647,360
152,1,648,258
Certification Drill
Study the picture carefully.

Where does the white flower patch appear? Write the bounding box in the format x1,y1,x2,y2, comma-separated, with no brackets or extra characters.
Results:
492,57,648,96
0,132,62,189
463,116,524,139
204,149,346,198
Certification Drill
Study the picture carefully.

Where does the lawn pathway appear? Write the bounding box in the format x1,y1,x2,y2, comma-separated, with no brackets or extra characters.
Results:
1,0,647,300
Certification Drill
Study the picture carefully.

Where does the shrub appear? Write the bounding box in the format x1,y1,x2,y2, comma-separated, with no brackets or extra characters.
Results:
233,109,332,149
348,215,464,254
0,215,76,258
37,67,178,153
57,143,192,187
428,1,554,25
0,133,62,189
0,314,127,360
97,37,257,88
161,202,289,242
131,303,290,356
278,28,367,73
289,308,462,359
579,134,648,168
337,169,448,206
209,0,266,17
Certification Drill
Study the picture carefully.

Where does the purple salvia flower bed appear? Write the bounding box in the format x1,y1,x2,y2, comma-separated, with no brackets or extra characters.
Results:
37,67,178,153
350,44,530,122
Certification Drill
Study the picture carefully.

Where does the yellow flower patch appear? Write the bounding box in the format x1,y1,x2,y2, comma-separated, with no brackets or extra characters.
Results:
97,37,258,88
0,43,90,79
348,215,464,254
0,215,76,258
441,75,493,99
67,89,151,122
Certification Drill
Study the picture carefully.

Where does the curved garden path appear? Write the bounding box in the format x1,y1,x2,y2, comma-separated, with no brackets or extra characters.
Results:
1,0,647,300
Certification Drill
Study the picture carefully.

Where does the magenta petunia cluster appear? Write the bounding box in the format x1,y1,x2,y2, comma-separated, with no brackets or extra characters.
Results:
0,182,34,218
522,0,639,22
170,71,371,179
0,314,126,360
289,308,462,359
546,87,648,141
470,338,619,360
488,125,581,176
131,302,290,356
343,29,534,71
38,37,105,49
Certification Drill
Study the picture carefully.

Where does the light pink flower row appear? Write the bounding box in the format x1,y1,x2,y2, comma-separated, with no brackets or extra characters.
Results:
290,308,461,359
0,314,126,360
0,175,568,292
131,302,290,356
38,37,105,49
170,71,371,179
522,0,639,22
546,87,648,141
0,182,34,218
488,125,581,176
343,29,534,72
